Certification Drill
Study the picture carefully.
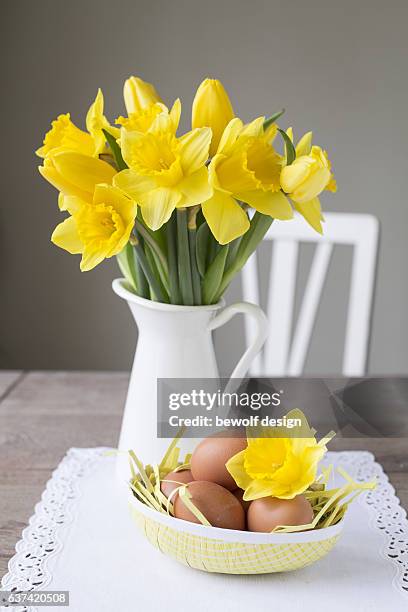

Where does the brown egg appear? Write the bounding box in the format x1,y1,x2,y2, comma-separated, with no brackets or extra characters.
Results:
190,434,247,490
174,480,245,530
232,488,251,512
160,470,194,499
247,495,314,533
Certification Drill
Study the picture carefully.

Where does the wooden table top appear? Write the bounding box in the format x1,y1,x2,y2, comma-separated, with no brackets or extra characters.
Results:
1,370,407,577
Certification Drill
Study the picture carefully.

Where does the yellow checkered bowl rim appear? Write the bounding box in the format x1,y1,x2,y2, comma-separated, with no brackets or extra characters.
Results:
129,494,344,574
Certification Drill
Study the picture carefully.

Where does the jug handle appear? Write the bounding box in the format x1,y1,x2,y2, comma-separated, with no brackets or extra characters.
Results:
208,302,268,380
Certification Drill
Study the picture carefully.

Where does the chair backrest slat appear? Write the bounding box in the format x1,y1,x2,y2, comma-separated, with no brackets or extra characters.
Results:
264,240,299,376
241,212,379,376
342,216,379,376
242,252,263,376
287,241,333,376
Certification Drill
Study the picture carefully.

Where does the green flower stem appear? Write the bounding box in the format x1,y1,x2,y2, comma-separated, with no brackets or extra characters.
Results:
202,244,229,305
165,212,181,304
144,240,170,301
134,219,168,276
134,219,169,295
120,234,149,298
135,255,150,298
176,209,194,305
225,236,242,269
136,214,167,256
127,233,149,299
188,207,202,305
133,237,169,303
215,212,274,301
189,229,202,304
116,243,138,293
195,221,210,278
206,233,220,268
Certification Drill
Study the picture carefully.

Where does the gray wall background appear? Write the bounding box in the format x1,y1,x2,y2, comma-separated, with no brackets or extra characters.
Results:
1,0,407,375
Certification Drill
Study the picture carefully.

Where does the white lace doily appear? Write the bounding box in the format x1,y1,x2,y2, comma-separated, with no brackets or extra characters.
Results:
325,451,408,595
1,448,407,612
1,448,109,612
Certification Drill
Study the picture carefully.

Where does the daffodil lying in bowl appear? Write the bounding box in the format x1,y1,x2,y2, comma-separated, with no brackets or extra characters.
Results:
127,410,375,574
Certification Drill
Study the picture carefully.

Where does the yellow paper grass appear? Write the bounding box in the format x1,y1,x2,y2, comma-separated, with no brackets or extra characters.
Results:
273,465,376,533
128,431,376,533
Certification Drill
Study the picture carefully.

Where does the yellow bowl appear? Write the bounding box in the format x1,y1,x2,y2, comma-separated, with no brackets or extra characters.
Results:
129,494,344,574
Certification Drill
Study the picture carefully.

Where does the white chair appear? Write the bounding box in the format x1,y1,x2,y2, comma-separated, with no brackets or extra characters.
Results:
242,212,379,377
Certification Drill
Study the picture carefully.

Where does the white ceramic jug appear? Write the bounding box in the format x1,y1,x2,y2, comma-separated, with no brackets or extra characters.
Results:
112,278,268,479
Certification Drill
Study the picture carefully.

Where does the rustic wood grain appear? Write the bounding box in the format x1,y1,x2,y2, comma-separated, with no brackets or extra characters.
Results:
0,371,407,578
0,371,128,576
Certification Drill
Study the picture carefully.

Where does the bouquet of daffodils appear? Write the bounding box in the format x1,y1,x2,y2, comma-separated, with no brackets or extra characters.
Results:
37,76,336,305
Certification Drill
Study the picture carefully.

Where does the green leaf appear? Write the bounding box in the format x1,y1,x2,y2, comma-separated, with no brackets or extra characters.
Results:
278,128,296,165
196,208,206,228
215,212,273,301
135,219,168,277
206,232,221,268
202,245,229,305
165,212,181,304
263,109,285,130
196,222,210,278
134,256,149,298
144,240,170,300
139,212,167,253
144,239,170,296
134,239,169,303
116,243,138,293
188,228,202,305
176,209,194,305
225,236,242,269
102,128,127,171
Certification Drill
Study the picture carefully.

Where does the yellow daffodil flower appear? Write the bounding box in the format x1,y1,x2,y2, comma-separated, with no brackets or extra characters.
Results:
51,184,137,271
226,409,331,500
202,117,294,244
36,90,117,159
116,99,181,134
192,78,235,157
39,151,116,209
113,115,213,231
123,76,161,115
85,89,120,153
285,127,313,160
118,74,180,135
280,145,337,233
36,114,95,158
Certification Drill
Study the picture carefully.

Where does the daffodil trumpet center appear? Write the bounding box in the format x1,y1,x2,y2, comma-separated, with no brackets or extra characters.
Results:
38,114,95,158
116,102,166,133
76,203,126,256
127,132,181,183
243,438,288,480
225,409,331,500
245,137,281,192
